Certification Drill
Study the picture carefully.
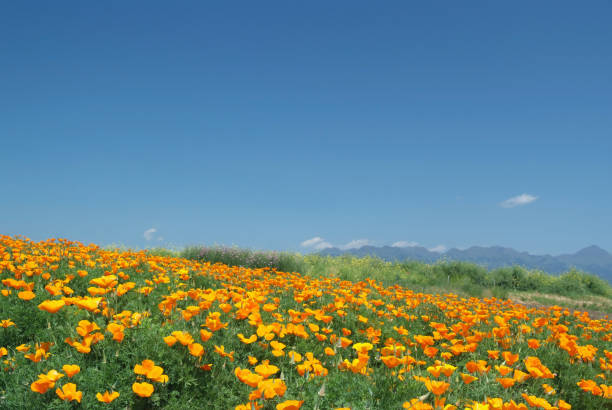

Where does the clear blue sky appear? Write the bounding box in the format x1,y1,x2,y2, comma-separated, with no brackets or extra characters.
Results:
1,1,610,255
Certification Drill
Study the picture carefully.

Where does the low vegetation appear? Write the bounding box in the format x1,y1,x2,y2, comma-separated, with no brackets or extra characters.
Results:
180,246,612,303
1,236,611,409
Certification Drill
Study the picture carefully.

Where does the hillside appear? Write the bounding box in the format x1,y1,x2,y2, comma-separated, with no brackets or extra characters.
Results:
319,245,612,282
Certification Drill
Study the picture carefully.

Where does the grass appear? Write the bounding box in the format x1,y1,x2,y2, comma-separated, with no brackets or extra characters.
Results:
1,235,612,409
181,246,612,308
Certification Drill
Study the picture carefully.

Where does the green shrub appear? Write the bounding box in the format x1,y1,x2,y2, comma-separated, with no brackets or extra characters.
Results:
180,245,306,273
179,246,612,300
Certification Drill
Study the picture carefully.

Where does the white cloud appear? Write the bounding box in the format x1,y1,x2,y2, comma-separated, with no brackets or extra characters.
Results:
500,193,538,208
301,237,333,250
428,245,447,253
301,237,324,247
313,241,333,250
143,228,157,241
392,241,419,248
340,239,370,250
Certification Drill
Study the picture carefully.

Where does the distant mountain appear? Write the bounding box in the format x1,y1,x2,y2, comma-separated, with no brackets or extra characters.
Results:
318,245,612,282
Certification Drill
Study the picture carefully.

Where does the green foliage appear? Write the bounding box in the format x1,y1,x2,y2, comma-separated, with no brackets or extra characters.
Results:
180,246,307,273
179,247,612,301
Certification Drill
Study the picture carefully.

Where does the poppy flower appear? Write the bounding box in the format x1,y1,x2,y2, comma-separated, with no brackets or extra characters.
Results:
542,383,556,395
424,379,450,396
188,342,205,357
62,364,80,378
528,339,541,349
163,335,177,347
17,291,35,301
96,390,120,403
132,382,154,397
200,329,213,342
256,378,287,399
56,383,82,403
496,377,516,388
276,400,304,410
0,319,15,328
461,373,478,384
238,333,257,344
255,363,280,379
38,300,65,314
235,367,263,388
502,351,519,366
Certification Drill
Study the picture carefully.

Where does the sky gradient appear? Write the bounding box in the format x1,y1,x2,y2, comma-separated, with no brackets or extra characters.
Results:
1,1,611,255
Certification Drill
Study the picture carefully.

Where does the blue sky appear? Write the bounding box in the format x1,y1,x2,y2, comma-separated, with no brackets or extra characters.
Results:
1,1,610,255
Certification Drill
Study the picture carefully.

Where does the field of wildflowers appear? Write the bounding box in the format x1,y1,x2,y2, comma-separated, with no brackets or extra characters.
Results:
0,235,611,409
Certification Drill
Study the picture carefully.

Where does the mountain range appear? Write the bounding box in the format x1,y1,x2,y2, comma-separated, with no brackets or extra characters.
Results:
318,245,612,282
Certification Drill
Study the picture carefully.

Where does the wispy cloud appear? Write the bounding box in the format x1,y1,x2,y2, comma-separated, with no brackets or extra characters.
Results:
143,228,157,241
392,241,419,248
301,237,371,250
300,237,333,250
301,237,324,247
428,245,447,253
340,239,370,250
500,193,538,208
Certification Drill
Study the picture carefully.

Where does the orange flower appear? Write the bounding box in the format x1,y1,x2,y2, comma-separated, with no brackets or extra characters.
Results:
17,291,36,301
527,339,541,349
256,378,287,399
423,346,438,358
513,369,530,383
557,399,571,410
496,377,516,388
107,323,125,342
188,342,205,357
73,297,102,312
461,373,478,384
132,382,154,397
577,379,602,396
24,348,50,363
340,337,353,348
502,351,519,366
38,299,65,314
89,275,118,289
172,331,194,346
276,400,304,410
163,335,177,347
424,379,450,396
402,399,434,409
382,355,401,368
542,383,556,395
238,333,257,344
200,329,213,342
56,383,82,403
495,365,513,376
134,359,169,382
524,356,555,379
255,363,280,379
521,394,554,409
96,390,120,403
0,319,15,328
62,364,80,378
235,367,264,388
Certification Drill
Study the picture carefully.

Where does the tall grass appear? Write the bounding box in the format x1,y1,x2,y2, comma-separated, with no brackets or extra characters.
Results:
181,246,612,301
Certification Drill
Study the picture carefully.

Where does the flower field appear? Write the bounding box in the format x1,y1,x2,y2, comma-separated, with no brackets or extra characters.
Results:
1,236,611,409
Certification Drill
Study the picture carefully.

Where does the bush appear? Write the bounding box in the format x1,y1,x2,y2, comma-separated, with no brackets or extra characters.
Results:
180,246,612,300
180,245,306,273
